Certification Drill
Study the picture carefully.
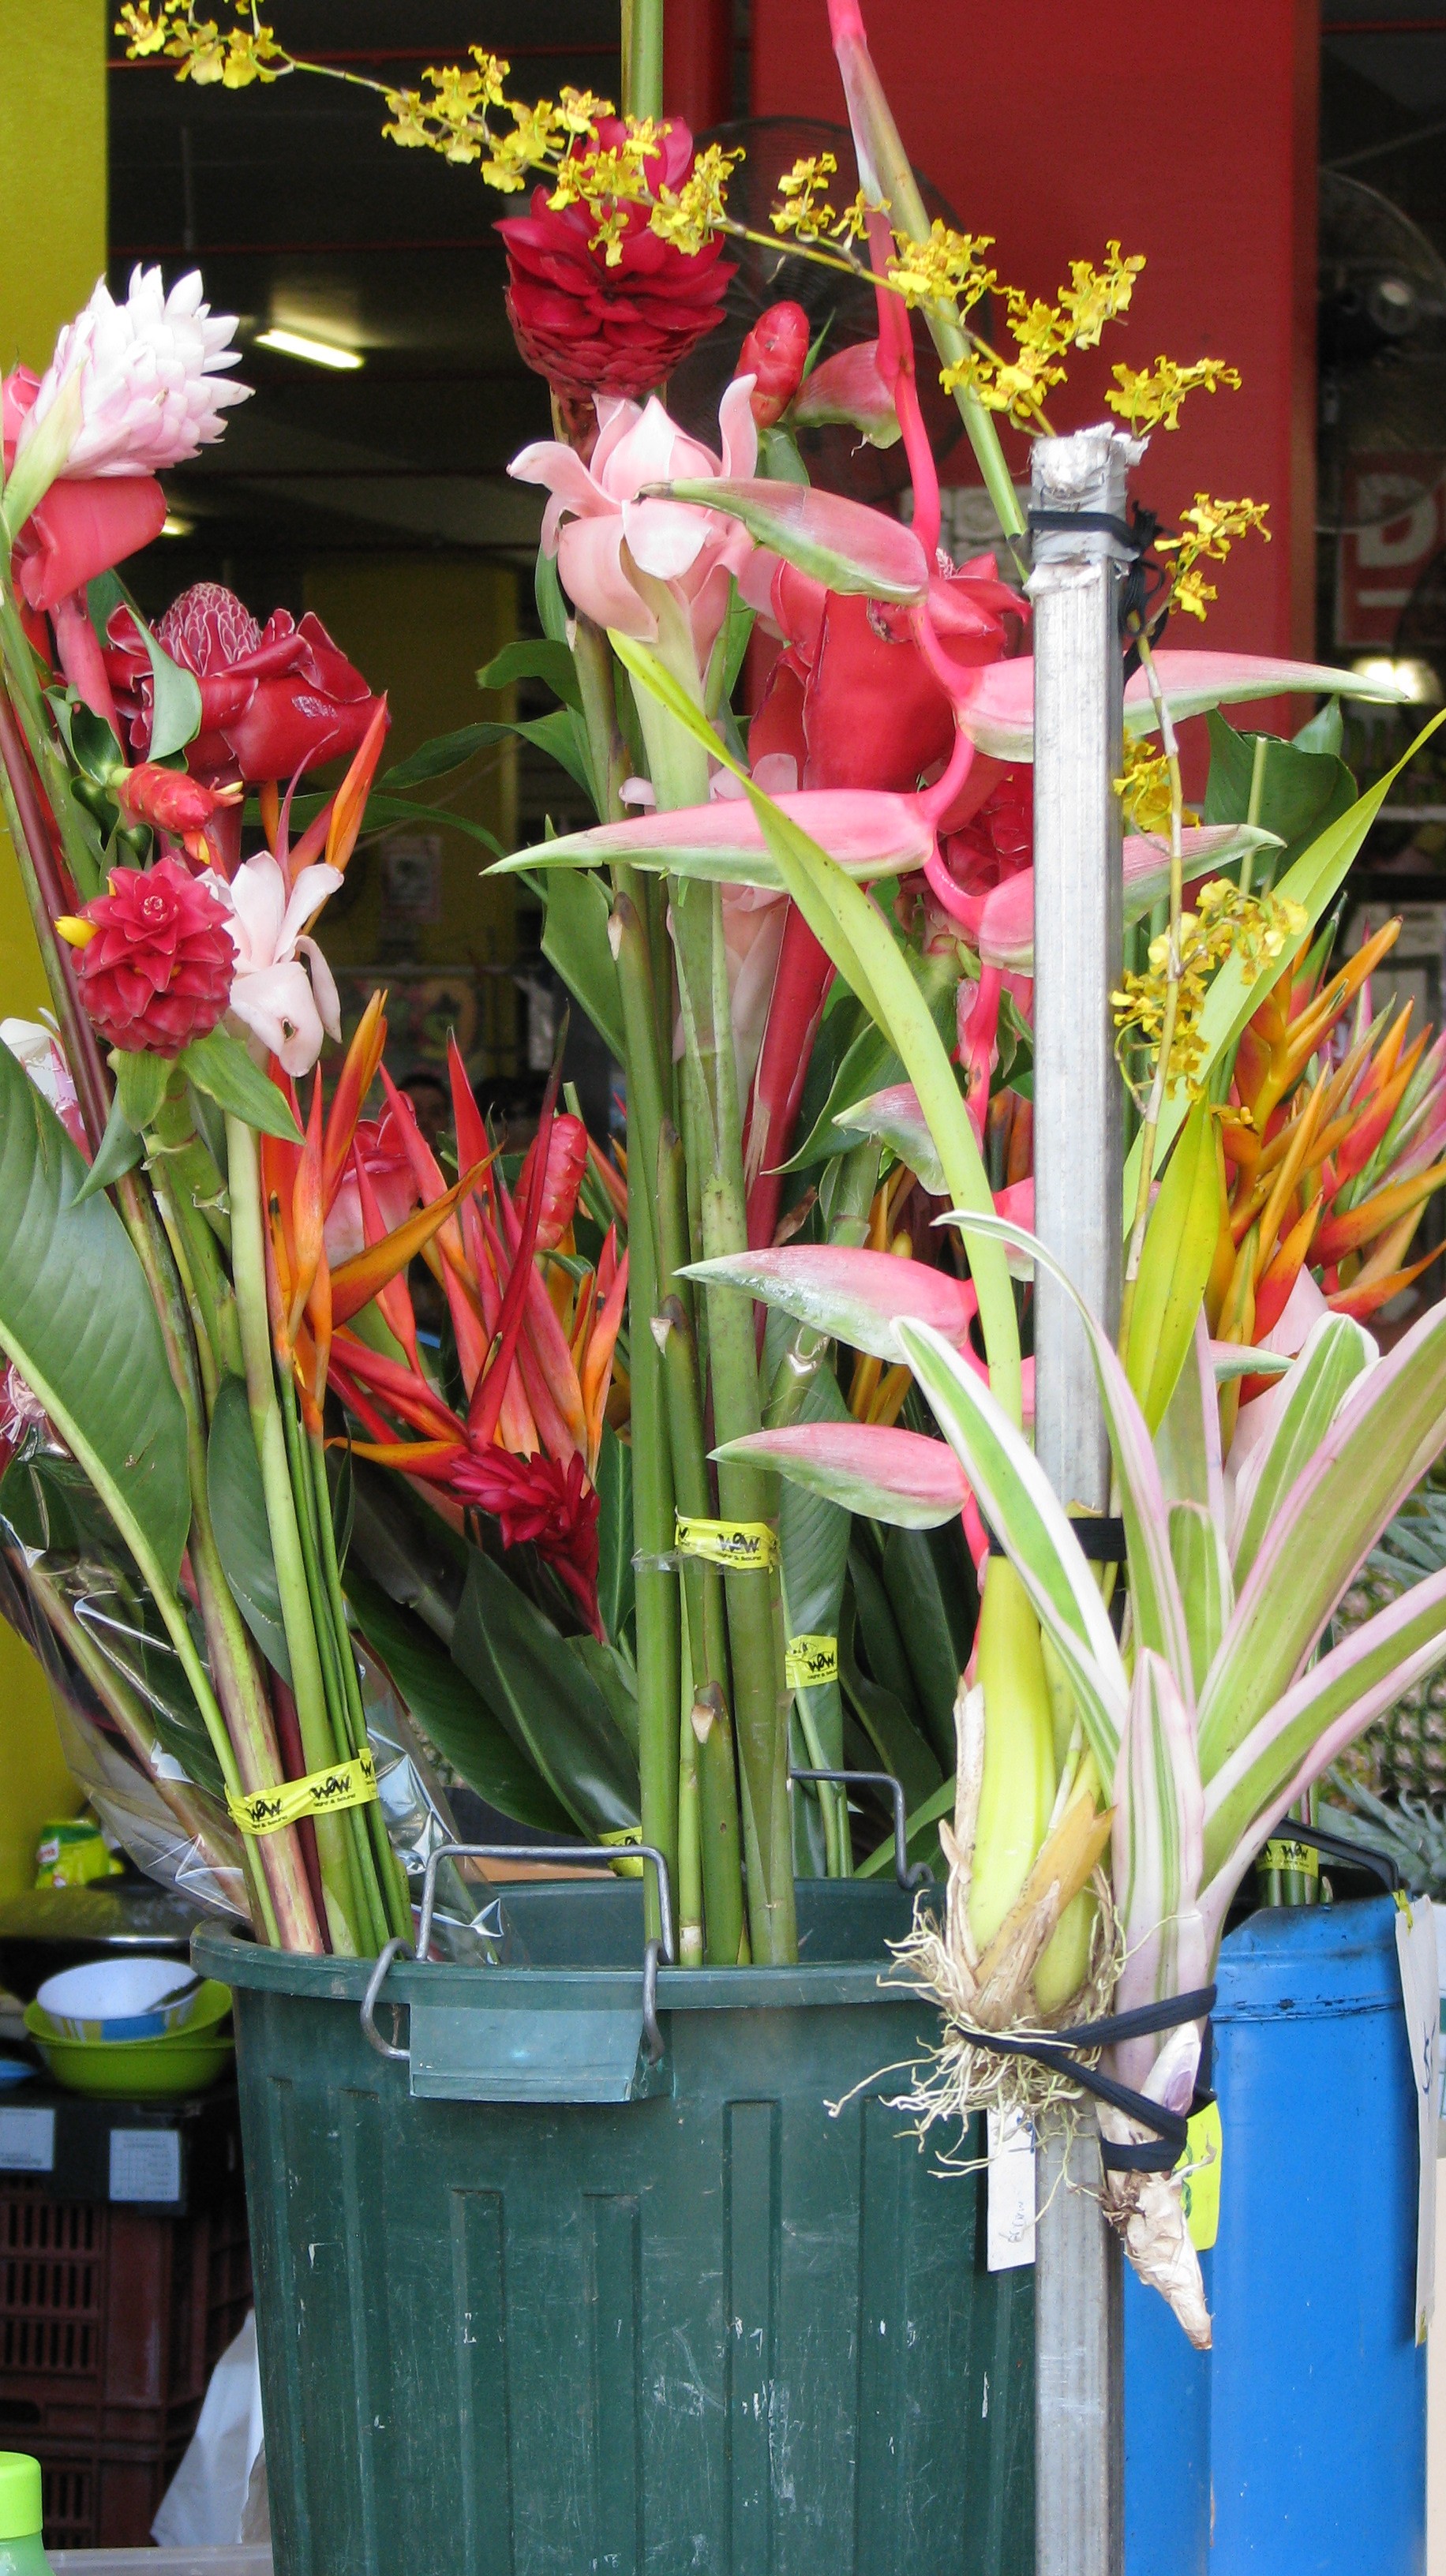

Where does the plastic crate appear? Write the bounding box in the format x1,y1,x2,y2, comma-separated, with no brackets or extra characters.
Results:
0,2177,251,2547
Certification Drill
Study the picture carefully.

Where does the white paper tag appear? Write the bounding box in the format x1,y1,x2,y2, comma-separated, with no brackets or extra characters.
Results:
0,2106,54,2172
1395,1892,1438,2344
109,2128,181,2204
986,2106,1036,2270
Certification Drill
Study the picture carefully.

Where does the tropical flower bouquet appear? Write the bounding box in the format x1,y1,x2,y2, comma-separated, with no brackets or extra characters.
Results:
0,0,1440,2350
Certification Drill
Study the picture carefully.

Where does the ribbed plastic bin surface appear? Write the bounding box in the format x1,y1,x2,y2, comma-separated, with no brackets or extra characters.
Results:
200,1881,1034,2576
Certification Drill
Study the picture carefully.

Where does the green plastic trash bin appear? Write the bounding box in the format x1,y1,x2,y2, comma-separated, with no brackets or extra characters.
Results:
198,1877,1032,2575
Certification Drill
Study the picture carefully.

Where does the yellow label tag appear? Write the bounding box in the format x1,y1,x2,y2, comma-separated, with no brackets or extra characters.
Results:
785,1634,839,1689
675,1511,778,1572
227,1748,379,1837
1177,2100,1223,2252
599,1826,643,1878
1260,1837,1319,1878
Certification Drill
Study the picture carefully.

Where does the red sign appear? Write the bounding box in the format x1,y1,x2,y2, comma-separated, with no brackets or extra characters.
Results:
1336,457,1446,650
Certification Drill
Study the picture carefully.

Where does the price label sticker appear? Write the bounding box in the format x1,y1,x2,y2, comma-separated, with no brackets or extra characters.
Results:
1177,2100,1223,2252
785,1634,838,1690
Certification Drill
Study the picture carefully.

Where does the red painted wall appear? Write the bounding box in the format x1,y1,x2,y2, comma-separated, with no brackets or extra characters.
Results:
751,0,1321,665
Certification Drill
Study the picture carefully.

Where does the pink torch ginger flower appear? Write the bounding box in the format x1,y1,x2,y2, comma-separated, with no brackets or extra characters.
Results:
508,380,759,665
324,1109,421,1268
14,267,248,482
203,853,343,1077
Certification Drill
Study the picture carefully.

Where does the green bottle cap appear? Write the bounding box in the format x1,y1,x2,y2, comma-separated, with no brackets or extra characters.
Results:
0,2453,42,2541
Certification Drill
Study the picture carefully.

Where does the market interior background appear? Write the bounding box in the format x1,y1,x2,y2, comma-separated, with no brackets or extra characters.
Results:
2,0,1446,1886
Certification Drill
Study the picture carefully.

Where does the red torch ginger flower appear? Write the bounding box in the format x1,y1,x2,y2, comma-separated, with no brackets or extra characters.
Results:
69,856,234,1058
450,1445,601,1634
103,583,386,871
497,119,732,402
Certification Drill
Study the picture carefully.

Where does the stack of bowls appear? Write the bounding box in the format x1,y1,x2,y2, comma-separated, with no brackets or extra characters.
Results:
24,1955,233,2098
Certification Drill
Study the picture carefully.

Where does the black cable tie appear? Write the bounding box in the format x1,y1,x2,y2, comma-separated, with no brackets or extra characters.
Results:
987,1515,1126,1562
954,1983,1217,2175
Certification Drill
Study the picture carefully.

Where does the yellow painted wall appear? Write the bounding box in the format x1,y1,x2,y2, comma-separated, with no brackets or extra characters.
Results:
303,555,519,1078
0,0,108,1893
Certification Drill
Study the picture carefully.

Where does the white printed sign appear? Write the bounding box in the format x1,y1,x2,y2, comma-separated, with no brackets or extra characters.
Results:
986,2106,1036,2271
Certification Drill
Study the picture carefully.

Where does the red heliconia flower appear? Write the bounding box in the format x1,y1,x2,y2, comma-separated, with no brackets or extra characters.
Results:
451,1444,601,1634
73,856,235,1058
739,301,811,427
103,583,385,870
516,1110,589,1253
496,118,733,401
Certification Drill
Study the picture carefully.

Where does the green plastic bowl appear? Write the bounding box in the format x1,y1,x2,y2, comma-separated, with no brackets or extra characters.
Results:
23,1976,234,2099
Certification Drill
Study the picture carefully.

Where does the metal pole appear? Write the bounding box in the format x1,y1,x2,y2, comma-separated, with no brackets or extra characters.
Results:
1027,423,1137,2576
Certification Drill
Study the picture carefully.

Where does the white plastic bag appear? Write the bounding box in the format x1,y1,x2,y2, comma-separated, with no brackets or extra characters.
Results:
152,2312,265,2548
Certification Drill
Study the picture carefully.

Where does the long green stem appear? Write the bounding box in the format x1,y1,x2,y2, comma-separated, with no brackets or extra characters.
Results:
609,881,680,1940
620,0,664,120
279,1377,380,1953
0,623,325,1949
635,613,797,1962
308,1423,413,1945
227,1113,362,1956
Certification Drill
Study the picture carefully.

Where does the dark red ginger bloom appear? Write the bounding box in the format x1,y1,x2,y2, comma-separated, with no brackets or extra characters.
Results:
496,118,733,402
103,583,385,868
70,856,234,1058
451,1445,601,1636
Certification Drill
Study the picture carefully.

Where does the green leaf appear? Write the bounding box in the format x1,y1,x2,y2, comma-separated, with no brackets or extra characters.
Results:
206,1374,291,1681
343,1561,572,1832
594,1421,635,1645
1126,1100,1223,1429
73,1088,143,1202
540,867,624,1061
1294,699,1343,756
179,1028,303,1144
567,1633,639,1755
665,477,929,601
0,1043,191,1589
118,609,202,761
1126,702,1446,1209
838,1586,942,1814
856,1773,955,1878
786,950,957,1168
451,1546,639,1835
1227,1313,1376,1589
1203,710,1356,878
879,1522,974,1772
535,546,570,644
1169,1500,1233,1699
477,638,583,710
894,1316,1127,1777
381,724,508,791
112,1047,168,1136
779,1363,852,1833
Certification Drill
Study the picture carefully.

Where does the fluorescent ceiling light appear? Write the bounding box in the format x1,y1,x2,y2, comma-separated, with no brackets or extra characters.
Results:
256,327,363,371
160,512,193,537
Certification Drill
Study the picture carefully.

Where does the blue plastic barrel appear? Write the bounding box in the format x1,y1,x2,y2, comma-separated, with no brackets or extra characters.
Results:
1126,1894,1425,2574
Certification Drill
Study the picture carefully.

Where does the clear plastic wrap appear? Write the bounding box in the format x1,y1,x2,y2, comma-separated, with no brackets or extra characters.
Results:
0,1432,487,1960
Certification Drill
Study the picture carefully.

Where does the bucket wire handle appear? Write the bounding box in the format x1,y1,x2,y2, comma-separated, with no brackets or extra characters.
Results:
789,1768,932,1892
360,1842,676,2069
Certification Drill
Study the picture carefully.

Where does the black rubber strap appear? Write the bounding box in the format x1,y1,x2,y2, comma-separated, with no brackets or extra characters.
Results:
955,1983,1217,2174
1027,507,1151,552
987,1516,1126,1562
